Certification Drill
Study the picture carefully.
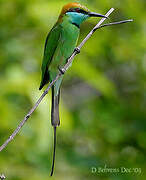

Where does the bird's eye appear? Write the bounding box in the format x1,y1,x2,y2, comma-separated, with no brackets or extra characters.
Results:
67,8,88,14
68,8,76,12
75,8,80,13
75,8,88,14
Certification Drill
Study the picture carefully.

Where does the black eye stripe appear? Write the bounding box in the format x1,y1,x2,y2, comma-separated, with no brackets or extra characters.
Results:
67,8,88,14
79,9,88,14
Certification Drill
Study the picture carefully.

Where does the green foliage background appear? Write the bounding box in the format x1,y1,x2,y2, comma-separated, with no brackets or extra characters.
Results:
0,0,146,179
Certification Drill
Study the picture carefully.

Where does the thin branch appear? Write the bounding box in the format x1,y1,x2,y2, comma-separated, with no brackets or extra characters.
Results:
94,19,133,31
0,8,133,152
0,174,6,180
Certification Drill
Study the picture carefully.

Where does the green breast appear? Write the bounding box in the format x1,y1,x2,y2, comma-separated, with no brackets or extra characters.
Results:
60,20,80,60
49,19,80,80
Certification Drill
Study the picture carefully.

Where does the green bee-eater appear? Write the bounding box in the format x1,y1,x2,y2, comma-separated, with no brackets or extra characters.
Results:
39,2,107,176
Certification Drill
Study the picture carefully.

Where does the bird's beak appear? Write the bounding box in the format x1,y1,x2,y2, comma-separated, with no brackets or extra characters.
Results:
88,12,107,18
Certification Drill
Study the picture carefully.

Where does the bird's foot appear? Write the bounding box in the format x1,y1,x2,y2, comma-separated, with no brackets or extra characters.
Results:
74,47,80,54
58,66,65,75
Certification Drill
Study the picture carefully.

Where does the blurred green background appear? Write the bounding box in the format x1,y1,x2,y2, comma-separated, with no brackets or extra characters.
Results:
0,0,146,179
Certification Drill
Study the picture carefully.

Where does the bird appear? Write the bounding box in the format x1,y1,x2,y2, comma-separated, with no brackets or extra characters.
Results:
39,2,107,176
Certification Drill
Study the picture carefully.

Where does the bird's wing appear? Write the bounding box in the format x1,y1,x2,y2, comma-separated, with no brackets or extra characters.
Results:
39,23,62,90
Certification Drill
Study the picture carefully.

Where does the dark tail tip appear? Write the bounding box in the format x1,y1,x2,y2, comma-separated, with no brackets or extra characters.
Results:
50,126,57,177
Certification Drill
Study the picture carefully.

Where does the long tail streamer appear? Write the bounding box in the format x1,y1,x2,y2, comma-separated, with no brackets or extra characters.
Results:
50,126,57,176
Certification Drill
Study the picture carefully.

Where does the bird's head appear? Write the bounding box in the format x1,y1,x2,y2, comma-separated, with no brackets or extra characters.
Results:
58,2,107,27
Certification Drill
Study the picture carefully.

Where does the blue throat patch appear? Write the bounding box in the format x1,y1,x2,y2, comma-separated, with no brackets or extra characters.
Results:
66,12,89,27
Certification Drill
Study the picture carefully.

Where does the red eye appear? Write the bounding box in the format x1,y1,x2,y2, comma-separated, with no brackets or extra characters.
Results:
76,8,80,13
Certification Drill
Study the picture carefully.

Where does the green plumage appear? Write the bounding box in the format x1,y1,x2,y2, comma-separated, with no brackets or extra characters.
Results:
39,16,80,127
39,2,106,176
39,19,79,95
39,10,85,177
40,19,79,130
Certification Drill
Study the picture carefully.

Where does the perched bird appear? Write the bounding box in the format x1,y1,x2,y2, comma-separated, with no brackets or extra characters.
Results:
39,2,107,176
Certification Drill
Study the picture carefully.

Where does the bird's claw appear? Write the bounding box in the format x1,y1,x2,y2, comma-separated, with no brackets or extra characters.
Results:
74,47,80,54
58,66,65,74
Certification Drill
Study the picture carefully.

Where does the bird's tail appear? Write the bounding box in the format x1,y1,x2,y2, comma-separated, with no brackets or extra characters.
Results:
51,86,60,127
50,85,60,176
